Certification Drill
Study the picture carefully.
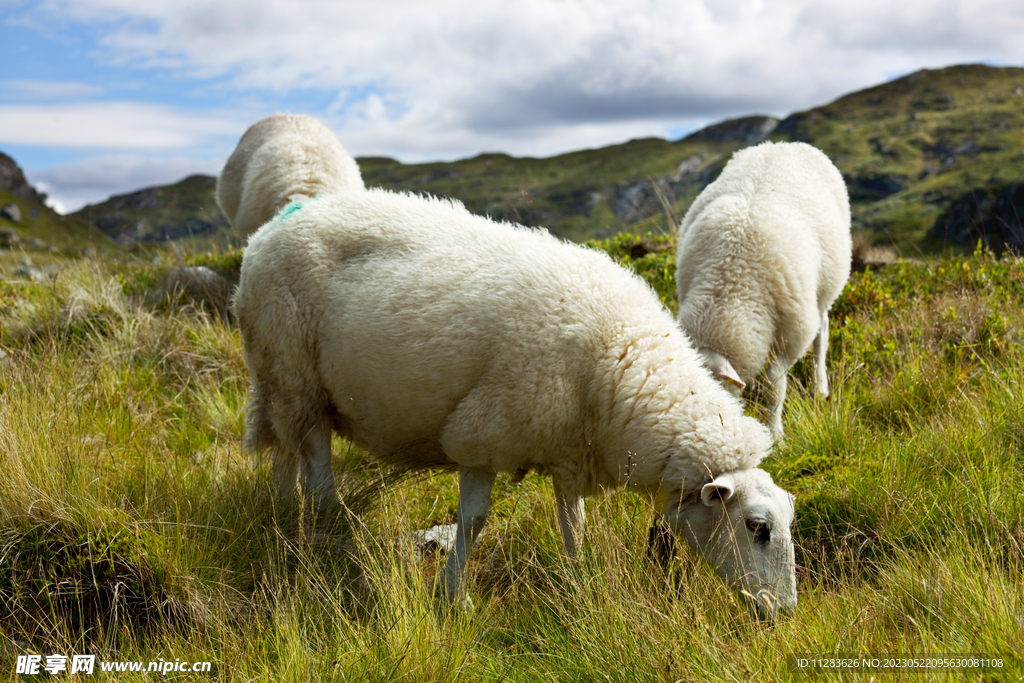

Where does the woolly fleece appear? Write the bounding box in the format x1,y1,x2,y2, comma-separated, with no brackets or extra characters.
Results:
235,189,773,499
675,141,852,392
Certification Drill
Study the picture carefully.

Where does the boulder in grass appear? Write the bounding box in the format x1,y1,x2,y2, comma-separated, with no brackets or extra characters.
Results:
0,226,21,248
154,266,234,318
1,203,21,223
398,524,461,560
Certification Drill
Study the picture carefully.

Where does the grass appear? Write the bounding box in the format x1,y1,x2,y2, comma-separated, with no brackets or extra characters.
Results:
0,244,1022,681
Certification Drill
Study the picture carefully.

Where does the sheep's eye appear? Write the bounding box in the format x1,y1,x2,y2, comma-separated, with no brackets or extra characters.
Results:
746,518,770,543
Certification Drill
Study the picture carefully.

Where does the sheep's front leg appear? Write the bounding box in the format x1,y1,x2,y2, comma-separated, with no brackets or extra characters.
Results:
553,482,585,558
766,358,789,440
438,468,496,602
812,310,830,398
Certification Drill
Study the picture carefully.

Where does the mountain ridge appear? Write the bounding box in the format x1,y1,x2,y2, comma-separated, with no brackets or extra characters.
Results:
4,63,1022,253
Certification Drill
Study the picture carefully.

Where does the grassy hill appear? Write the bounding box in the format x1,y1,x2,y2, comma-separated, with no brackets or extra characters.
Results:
71,174,235,251
61,123,761,248
0,188,110,256
365,65,1024,253
770,64,1024,253
358,117,772,243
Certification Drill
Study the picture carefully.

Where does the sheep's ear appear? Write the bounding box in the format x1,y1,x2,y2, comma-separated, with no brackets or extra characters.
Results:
715,360,745,390
701,473,736,507
699,350,746,390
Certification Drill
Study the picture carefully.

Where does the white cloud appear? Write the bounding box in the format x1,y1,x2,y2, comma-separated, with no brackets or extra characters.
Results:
793,0,1024,54
26,154,226,213
44,196,66,215
0,102,241,150
9,0,1024,208
2,80,105,100
29,0,1022,145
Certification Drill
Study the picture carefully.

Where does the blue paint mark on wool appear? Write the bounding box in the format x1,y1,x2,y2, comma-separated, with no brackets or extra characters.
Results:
279,200,304,220
257,199,305,238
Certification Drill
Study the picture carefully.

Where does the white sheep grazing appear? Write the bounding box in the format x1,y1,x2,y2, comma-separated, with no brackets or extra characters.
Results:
216,113,364,239
675,141,852,438
234,189,797,618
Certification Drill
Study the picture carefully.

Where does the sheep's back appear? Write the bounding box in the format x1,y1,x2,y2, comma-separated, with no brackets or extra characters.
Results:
675,142,851,372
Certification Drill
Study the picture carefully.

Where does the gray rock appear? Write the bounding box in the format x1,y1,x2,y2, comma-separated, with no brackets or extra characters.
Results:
0,227,21,248
1,203,21,223
398,523,460,560
154,266,234,317
687,115,779,144
13,264,47,284
672,155,705,182
610,180,650,220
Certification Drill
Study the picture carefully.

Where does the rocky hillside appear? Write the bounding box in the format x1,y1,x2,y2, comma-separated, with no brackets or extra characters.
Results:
359,115,777,243
1,152,48,205
72,174,231,247
343,65,1024,252
1,153,107,257
771,63,1024,254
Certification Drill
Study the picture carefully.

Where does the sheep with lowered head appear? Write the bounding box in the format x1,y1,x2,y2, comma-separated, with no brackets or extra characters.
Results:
216,113,364,239
675,141,852,439
234,189,797,618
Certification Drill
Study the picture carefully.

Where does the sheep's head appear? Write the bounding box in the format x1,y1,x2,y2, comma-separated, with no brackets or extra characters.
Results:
665,468,796,619
697,349,746,397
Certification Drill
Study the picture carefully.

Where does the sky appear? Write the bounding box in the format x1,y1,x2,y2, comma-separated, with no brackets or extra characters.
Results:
2,0,1023,214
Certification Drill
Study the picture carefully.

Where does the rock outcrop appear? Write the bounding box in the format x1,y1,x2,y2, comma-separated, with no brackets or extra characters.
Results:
0,152,46,204
928,183,1024,254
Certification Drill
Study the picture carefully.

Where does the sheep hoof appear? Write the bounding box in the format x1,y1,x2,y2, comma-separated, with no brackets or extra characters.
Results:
433,581,475,616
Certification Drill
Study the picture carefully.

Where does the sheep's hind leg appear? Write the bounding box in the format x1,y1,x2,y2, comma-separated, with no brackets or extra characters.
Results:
553,481,585,558
271,444,300,500
297,419,336,508
812,310,830,398
437,468,496,606
766,358,789,440
243,395,301,500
